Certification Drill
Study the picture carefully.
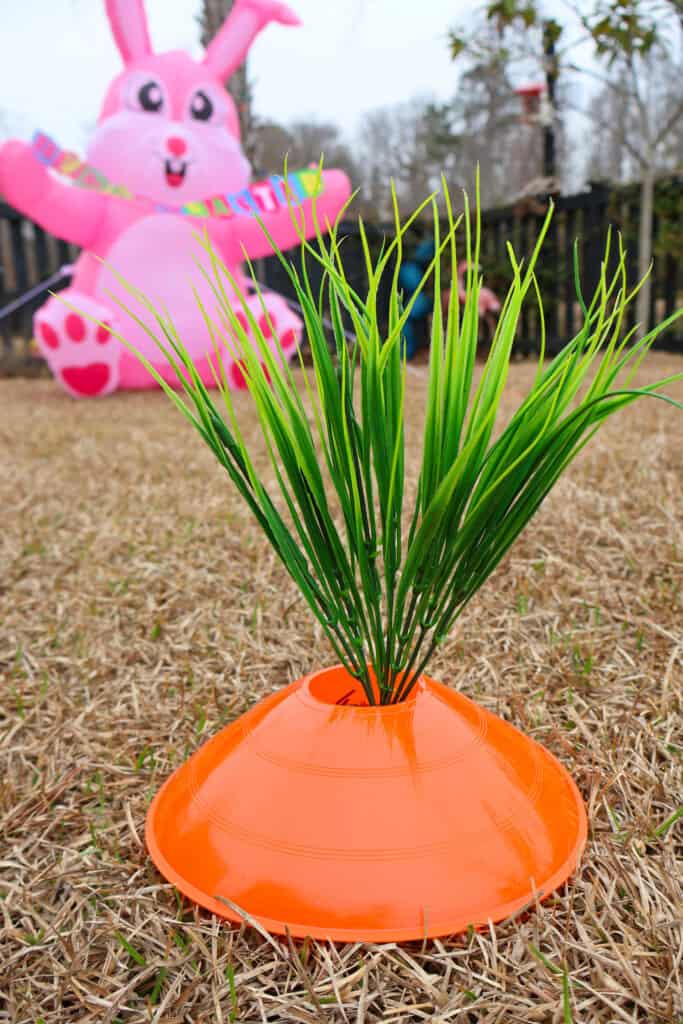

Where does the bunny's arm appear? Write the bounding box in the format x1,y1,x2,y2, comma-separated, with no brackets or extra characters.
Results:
214,170,352,262
0,141,106,249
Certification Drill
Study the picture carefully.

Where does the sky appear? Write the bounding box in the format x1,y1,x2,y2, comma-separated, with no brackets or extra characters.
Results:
1,0,464,151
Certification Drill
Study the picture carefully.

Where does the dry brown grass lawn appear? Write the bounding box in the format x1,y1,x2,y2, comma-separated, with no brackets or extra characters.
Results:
1,354,682,1024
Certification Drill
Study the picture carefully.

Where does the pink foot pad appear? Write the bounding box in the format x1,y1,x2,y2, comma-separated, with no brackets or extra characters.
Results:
230,360,248,391
61,364,112,396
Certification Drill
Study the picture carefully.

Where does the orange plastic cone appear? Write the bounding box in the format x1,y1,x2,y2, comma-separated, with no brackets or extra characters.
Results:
146,666,587,941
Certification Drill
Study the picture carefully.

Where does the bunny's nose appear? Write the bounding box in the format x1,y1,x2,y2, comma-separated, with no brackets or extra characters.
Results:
166,137,187,157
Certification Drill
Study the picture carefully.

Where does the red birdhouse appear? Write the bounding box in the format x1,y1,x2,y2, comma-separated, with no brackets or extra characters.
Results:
515,81,546,121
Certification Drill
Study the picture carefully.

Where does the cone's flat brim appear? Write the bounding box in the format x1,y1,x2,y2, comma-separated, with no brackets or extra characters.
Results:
146,667,587,942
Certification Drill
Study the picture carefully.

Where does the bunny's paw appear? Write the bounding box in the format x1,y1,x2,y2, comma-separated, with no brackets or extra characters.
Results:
229,293,301,391
34,292,120,398
193,292,301,391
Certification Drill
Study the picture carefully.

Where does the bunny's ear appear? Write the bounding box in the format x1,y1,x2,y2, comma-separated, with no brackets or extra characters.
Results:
203,0,300,81
106,0,152,64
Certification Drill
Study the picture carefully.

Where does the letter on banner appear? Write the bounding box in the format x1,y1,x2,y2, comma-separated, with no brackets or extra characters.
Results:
183,201,210,217
209,196,234,218
295,170,324,197
229,189,259,216
251,183,279,212
32,132,59,166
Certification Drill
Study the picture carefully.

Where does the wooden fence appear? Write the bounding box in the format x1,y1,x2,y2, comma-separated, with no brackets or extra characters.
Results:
260,180,682,355
1,179,681,371
474,180,683,354
0,202,77,367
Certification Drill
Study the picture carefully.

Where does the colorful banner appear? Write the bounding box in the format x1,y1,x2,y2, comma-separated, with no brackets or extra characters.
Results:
31,131,323,219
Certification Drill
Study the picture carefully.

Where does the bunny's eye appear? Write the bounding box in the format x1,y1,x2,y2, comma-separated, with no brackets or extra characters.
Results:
190,90,214,122
138,81,164,113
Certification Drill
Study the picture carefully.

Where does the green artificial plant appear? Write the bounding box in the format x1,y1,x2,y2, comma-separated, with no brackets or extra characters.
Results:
101,176,682,705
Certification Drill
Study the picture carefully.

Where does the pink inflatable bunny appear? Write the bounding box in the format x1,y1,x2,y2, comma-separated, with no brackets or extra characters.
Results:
0,0,351,397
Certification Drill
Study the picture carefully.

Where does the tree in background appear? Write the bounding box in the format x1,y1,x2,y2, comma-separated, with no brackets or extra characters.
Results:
583,39,683,316
449,0,683,331
585,40,683,183
351,78,560,215
449,11,566,188
253,119,361,185
354,99,458,218
573,7,682,331
447,38,547,203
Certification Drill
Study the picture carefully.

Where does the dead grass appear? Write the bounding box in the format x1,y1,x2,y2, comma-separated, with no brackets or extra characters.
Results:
0,354,681,1023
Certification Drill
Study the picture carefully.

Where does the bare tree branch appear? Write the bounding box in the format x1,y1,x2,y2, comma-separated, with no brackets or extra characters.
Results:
565,100,648,167
654,95,683,144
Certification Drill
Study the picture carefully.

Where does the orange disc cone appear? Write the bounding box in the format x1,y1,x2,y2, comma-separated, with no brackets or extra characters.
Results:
146,666,587,941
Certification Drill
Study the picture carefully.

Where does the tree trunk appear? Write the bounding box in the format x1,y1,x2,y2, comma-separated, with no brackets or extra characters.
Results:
636,164,655,335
